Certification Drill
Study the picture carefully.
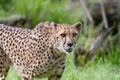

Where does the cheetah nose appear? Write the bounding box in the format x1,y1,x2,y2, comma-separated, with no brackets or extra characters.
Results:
67,42,73,47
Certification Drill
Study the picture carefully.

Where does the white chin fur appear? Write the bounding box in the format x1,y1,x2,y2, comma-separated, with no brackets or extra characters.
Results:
58,45,69,54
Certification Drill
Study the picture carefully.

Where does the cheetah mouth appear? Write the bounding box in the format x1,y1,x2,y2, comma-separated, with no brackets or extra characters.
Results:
65,49,72,52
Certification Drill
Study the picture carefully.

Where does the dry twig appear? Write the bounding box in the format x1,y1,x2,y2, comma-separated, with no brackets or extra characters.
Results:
100,0,109,29
80,0,94,23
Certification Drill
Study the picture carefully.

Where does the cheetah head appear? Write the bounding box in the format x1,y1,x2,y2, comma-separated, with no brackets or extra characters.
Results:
53,22,82,54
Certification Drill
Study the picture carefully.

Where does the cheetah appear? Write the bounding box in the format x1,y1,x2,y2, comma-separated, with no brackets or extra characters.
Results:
0,22,81,80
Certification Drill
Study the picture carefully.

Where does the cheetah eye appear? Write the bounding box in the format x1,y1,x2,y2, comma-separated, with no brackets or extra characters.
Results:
60,33,66,37
73,33,78,37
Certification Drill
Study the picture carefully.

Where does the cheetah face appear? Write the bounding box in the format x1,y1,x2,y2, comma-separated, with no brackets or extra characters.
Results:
54,22,82,54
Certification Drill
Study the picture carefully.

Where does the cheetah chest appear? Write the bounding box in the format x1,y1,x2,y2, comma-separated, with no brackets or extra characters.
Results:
33,52,66,78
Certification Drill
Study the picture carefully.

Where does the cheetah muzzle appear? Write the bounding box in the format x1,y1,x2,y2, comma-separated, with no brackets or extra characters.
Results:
0,22,81,80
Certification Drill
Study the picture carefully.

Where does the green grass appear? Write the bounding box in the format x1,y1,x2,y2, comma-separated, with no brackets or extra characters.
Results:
6,53,120,80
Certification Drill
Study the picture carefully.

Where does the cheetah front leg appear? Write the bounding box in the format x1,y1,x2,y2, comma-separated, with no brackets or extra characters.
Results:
48,65,65,80
49,57,66,80
48,75,62,80
0,67,9,80
21,77,32,80
21,70,33,80
21,75,33,80
0,48,10,80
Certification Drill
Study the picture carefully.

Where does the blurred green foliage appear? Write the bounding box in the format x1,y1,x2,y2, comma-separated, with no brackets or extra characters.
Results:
0,0,13,11
0,0,82,27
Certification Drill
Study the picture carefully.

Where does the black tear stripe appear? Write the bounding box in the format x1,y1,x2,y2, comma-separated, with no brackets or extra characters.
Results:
73,38,76,45
64,36,66,46
63,27,66,46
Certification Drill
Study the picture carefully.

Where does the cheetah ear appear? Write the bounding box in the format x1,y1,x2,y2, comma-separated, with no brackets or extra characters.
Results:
73,22,82,31
51,22,58,27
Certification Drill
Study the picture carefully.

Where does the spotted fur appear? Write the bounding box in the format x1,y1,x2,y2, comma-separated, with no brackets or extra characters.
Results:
0,22,81,80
